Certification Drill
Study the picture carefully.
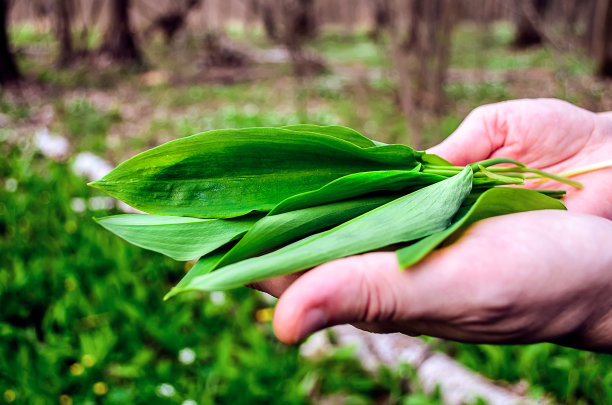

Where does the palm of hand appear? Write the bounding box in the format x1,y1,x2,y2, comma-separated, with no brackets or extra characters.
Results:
429,98,612,218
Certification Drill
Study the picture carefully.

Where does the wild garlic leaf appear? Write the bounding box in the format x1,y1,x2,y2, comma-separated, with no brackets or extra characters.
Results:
270,169,447,214
396,187,567,268
175,247,231,289
95,214,259,261
280,124,377,148
415,151,455,166
181,195,399,283
166,167,472,294
89,128,421,218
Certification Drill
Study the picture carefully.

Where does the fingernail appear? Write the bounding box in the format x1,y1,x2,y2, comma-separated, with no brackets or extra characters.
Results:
295,308,328,342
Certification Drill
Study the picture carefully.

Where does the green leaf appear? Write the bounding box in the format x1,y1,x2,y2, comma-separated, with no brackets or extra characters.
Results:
95,214,259,261
167,167,473,294
89,128,421,218
178,195,399,285
477,165,523,185
415,152,454,166
280,125,377,148
270,170,446,215
396,187,567,268
175,247,232,289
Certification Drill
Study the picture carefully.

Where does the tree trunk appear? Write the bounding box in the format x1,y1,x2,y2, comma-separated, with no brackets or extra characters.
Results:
370,0,391,40
284,0,317,46
594,0,612,77
390,0,456,148
512,0,550,48
260,0,278,41
100,0,142,65
55,0,73,66
403,0,455,112
0,0,20,86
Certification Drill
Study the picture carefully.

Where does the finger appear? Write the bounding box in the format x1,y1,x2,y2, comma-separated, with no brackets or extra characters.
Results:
597,111,612,121
427,103,505,165
272,253,421,344
248,272,304,298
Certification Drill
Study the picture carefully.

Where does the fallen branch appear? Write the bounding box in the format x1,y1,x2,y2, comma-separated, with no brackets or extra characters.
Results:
301,325,550,405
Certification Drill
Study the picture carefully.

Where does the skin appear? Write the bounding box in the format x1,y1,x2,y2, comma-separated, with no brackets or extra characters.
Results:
253,98,612,352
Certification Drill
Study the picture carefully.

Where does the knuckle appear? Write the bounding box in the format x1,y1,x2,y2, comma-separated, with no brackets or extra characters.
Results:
357,254,399,323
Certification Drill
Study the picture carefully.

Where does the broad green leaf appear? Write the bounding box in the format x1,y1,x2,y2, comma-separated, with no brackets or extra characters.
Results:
89,128,421,218
270,170,446,215
179,195,399,284
166,167,473,294
280,124,377,148
396,187,567,268
95,214,259,261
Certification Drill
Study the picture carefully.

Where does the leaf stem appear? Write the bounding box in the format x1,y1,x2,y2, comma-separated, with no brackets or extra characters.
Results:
491,167,583,188
477,165,524,184
469,157,526,169
424,158,583,188
530,160,612,184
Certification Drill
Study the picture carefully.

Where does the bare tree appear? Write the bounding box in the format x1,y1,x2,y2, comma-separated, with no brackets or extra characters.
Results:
282,0,319,75
593,0,612,77
390,0,456,148
0,0,20,86
257,0,317,45
259,0,279,41
512,0,550,48
370,0,391,40
55,0,73,66
257,0,322,76
145,0,201,44
99,0,143,65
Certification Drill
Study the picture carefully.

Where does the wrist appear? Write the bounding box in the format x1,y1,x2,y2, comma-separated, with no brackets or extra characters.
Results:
553,239,612,352
553,306,612,353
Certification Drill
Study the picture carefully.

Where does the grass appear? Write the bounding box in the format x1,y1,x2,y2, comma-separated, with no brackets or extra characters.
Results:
450,22,554,70
312,30,386,68
3,19,612,404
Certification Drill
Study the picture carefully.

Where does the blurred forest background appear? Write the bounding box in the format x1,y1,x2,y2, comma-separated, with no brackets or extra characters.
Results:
2,0,612,404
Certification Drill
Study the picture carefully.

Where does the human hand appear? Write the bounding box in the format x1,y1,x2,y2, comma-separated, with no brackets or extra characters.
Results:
260,210,612,352
428,98,612,218
253,99,612,351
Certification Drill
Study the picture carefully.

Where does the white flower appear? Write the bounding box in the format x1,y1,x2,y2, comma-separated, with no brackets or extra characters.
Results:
72,152,113,182
4,178,17,192
88,196,114,211
182,400,197,405
34,128,70,161
156,383,175,397
70,198,87,213
209,291,226,306
178,348,195,365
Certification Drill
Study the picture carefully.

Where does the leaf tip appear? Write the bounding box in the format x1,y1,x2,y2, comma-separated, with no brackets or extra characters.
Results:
87,179,104,190
163,289,179,301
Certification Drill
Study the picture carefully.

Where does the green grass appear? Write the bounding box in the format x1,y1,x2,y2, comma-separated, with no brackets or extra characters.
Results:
60,99,121,151
442,341,612,403
312,31,385,68
450,22,554,70
9,23,54,48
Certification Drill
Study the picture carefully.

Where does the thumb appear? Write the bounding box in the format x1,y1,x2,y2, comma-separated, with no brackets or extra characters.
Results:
273,253,410,344
427,104,502,165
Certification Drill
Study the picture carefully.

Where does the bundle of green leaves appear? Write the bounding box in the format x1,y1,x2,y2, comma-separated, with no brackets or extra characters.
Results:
89,125,573,299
